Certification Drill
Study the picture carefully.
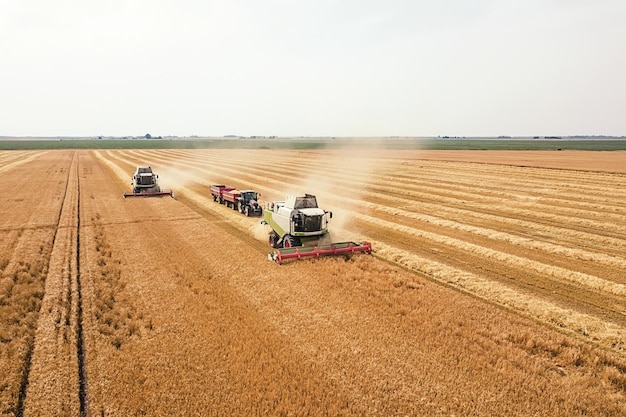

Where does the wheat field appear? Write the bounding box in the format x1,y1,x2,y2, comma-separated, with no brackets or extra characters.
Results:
1,148,625,416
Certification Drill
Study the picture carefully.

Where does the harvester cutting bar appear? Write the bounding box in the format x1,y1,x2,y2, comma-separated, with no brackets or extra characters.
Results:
123,190,174,198
268,241,372,264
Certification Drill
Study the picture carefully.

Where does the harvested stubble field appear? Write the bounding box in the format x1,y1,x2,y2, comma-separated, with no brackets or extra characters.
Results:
1,147,625,416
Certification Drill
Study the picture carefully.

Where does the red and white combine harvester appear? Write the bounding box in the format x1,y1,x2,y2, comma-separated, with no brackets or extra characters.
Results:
123,166,173,198
261,194,371,264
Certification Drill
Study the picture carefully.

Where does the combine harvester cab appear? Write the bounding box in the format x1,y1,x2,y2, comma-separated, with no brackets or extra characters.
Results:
123,166,173,198
261,194,372,264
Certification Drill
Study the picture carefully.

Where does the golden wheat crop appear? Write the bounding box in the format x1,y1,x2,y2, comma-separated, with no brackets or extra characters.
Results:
1,148,625,416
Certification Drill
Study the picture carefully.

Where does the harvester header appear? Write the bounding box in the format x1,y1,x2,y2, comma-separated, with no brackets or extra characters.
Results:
268,241,372,264
123,166,173,198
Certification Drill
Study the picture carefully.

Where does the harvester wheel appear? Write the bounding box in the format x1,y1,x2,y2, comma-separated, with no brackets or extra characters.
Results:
283,235,299,248
269,232,280,248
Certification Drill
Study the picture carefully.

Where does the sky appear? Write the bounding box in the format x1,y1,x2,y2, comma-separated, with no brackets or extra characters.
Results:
1,0,625,138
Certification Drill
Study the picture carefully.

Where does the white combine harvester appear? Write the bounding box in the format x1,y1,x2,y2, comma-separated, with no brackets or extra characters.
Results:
123,166,173,198
261,194,371,264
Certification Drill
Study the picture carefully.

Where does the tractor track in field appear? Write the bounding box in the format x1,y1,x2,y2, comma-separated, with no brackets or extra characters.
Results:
76,151,89,417
15,151,90,417
14,152,74,417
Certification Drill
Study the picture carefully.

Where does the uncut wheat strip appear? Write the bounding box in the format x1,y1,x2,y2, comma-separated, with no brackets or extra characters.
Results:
146,150,626,256
357,212,626,296
0,230,20,267
372,240,626,352
23,155,81,416
0,151,48,174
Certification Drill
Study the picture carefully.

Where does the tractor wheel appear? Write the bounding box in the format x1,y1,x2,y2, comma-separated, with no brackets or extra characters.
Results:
245,206,250,216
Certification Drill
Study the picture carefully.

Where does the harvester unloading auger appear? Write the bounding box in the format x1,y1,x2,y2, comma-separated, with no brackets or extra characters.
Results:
122,166,173,198
261,194,371,264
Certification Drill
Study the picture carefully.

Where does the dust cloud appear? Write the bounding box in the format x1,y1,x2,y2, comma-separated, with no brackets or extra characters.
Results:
299,140,389,243
155,166,196,191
